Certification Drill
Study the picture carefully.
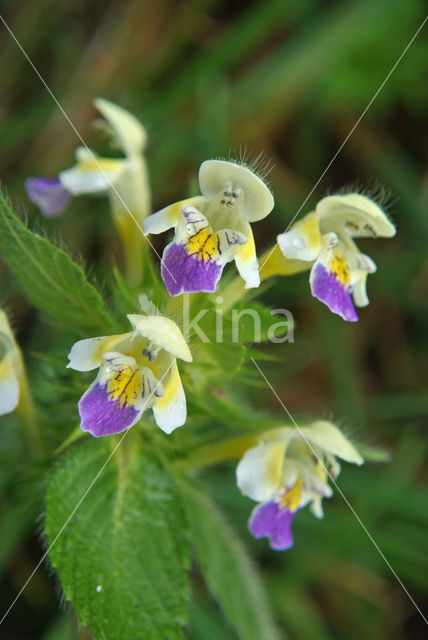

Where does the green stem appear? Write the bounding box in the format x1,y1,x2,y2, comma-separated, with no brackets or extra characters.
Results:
16,368,45,457
176,434,260,472
113,210,146,288
54,424,85,456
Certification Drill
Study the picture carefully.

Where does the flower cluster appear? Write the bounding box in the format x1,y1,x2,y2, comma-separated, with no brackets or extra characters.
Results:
19,100,396,551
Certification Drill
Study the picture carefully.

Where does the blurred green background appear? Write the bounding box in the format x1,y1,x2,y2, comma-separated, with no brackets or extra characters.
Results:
0,0,427,638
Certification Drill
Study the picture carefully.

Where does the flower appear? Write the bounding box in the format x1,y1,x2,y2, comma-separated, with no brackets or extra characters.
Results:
67,313,192,437
236,421,363,550
143,160,274,295
25,98,150,219
25,99,151,284
0,310,24,415
277,193,396,321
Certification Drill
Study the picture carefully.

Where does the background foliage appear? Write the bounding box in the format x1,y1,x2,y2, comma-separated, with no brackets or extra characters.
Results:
0,0,426,638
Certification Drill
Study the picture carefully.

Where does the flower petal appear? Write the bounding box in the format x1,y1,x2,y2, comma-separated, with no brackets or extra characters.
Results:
152,361,186,434
143,197,207,236
199,160,274,222
127,315,192,362
0,356,19,415
300,421,364,465
67,334,130,371
310,258,358,322
59,149,125,194
249,501,296,550
236,441,286,502
346,250,377,308
161,240,223,296
233,221,260,288
79,353,163,437
94,98,147,158
79,379,142,437
277,211,322,261
24,177,70,218
317,193,396,238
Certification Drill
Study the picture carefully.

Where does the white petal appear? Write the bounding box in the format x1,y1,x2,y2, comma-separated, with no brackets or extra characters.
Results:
317,193,396,238
199,160,274,222
0,358,19,415
182,205,210,235
0,310,16,340
94,98,147,158
351,273,370,307
310,497,325,519
236,441,286,502
127,315,192,362
345,250,377,274
67,334,129,371
277,211,322,261
344,250,376,308
233,221,260,288
59,152,125,195
152,361,186,434
293,458,333,498
143,197,207,236
300,421,364,465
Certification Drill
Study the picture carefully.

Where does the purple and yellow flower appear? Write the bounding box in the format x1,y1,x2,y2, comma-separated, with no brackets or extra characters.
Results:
143,160,274,295
277,194,396,321
236,421,363,550
67,313,192,437
0,310,24,416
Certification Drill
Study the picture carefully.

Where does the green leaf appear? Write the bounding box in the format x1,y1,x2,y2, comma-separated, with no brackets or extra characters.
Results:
181,481,280,640
0,192,111,331
229,301,293,344
45,438,190,640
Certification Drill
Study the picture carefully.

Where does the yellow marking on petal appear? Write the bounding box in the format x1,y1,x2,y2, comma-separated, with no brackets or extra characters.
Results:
76,158,123,173
298,214,322,249
0,354,14,384
266,441,287,490
168,197,204,224
107,365,142,406
331,254,350,286
186,229,219,262
154,361,180,409
237,229,255,262
168,201,185,222
94,335,128,365
280,476,302,512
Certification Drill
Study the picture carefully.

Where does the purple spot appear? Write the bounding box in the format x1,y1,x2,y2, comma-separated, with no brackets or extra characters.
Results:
249,501,297,551
24,177,71,218
310,262,358,322
161,242,223,296
79,383,140,437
